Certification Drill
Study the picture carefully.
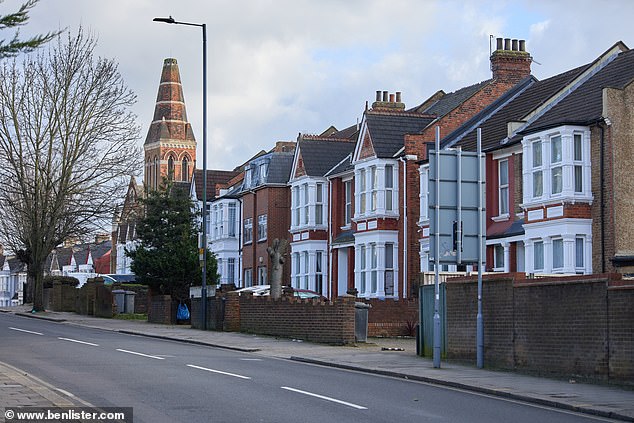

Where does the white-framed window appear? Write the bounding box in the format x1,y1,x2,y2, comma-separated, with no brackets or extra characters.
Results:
206,204,212,237
315,183,324,225
259,162,268,181
552,238,564,269
303,252,309,289
227,258,235,284
534,241,544,271
292,186,300,227
532,141,543,198
257,266,267,285
228,203,236,237
315,251,323,294
244,268,253,287
243,218,253,244
359,245,366,293
574,133,583,193
494,245,504,270
244,165,252,187
302,183,309,225
575,237,584,269
359,168,366,214
499,159,509,215
385,243,394,296
257,214,267,242
419,166,429,222
293,253,301,289
344,180,352,226
551,135,563,195
370,243,378,293
385,164,394,211
370,166,377,212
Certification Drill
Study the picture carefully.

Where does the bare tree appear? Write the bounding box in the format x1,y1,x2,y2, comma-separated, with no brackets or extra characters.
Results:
0,0,61,58
0,28,141,311
267,238,288,300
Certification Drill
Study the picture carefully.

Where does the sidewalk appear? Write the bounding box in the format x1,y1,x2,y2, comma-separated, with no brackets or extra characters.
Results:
2,307,633,421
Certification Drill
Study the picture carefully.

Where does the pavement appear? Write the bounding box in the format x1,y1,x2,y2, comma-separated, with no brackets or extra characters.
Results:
1,306,633,422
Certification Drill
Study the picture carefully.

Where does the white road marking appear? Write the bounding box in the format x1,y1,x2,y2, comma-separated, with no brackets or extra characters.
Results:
281,386,368,410
116,349,165,360
58,337,99,346
186,364,251,380
239,358,262,361
9,327,43,335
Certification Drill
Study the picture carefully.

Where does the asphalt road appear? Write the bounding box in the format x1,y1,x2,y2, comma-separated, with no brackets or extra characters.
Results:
0,313,619,423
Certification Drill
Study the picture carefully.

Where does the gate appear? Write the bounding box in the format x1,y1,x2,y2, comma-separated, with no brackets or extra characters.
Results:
418,283,447,358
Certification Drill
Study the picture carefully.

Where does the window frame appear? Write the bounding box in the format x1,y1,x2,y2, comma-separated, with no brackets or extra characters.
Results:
498,159,509,216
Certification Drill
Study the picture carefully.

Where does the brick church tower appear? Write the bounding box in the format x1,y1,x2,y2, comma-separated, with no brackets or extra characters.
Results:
144,58,197,190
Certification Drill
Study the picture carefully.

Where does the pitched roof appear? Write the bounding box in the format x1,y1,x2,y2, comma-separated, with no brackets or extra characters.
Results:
296,138,356,177
325,153,354,178
266,152,295,184
192,169,240,200
519,48,634,136
420,79,492,118
364,111,435,158
8,257,26,273
442,64,590,152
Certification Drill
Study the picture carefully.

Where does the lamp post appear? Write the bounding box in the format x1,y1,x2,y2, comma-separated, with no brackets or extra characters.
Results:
154,16,208,330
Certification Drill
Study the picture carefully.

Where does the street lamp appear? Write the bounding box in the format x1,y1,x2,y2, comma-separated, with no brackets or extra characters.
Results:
154,16,208,330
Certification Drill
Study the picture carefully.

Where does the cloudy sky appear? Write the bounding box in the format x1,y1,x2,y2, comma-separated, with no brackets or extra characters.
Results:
14,0,634,171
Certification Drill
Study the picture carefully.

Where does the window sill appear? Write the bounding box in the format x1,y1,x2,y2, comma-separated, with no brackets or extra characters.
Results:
491,214,510,222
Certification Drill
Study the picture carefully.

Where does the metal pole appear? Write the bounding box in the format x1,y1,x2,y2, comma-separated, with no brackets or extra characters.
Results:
433,126,441,368
476,128,484,368
201,23,208,330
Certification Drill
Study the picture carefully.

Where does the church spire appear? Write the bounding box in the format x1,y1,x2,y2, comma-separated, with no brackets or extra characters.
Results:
144,58,197,189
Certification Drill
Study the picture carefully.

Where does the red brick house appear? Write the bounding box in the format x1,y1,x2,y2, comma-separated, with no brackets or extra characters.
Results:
239,142,296,287
435,41,634,276
288,129,357,297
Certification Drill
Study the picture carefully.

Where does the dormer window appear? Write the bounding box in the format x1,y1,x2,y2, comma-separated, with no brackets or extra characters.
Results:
244,165,252,187
259,162,268,181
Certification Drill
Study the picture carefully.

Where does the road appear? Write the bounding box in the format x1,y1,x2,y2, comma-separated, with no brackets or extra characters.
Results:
0,313,619,423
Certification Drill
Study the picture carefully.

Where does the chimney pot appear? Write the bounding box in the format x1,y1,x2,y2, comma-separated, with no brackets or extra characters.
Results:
519,40,526,52
396,91,402,102
389,93,395,102
504,38,511,50
496,37,503,50
512,39,518,51
376,90,381,101
382,91,388,102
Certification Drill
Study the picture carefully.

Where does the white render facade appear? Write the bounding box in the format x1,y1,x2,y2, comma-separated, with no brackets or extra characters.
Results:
208,197,241,287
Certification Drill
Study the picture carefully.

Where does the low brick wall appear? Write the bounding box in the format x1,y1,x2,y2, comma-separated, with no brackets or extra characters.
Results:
365,298,419,337
190,296,225,330
445,273,634,385
148,294,175,324
111,284,149,314
226,293,356,345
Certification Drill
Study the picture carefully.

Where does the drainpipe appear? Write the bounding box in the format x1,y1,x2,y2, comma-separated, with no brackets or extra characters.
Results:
399,154,418,299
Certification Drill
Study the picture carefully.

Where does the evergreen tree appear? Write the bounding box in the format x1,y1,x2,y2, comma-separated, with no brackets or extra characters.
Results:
127,182,218,300
0,0,61,58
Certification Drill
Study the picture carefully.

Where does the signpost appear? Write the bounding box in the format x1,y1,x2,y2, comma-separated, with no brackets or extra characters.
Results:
429,127,485,368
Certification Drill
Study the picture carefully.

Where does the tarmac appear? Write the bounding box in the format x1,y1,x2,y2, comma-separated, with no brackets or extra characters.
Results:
1,306,633,422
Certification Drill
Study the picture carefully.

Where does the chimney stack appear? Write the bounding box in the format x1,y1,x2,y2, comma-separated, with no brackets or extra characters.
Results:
490,37,532,84
371,90,405,111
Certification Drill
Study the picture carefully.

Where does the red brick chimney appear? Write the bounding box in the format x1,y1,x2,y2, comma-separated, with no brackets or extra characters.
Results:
371,90,405,111
490,37,532,84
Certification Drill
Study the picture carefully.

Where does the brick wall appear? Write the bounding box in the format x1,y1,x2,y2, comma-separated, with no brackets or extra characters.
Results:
445,273,633,385
365,298,418,337
226,292,355,344
148,294,175,324
608,285,634,384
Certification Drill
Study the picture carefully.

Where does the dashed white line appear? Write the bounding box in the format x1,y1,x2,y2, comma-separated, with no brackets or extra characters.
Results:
281,386,368,410
9,327,43,335
116,349,164,360
58,337,99,346
186,364,251,380
239,358,262,361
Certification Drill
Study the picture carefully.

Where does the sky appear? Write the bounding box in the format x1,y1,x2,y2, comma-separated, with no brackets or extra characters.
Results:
13,0,634,172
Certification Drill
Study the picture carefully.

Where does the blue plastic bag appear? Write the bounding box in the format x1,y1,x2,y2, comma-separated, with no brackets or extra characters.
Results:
177,303,190,320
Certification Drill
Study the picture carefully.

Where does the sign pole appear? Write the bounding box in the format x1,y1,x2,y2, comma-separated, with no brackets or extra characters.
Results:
433,126,441,368
476,128,484,368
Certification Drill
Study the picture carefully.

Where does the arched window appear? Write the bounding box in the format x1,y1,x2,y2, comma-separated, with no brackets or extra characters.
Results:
168,155,175,180
182,156,189,182
153,156,159,189
146,159,152,188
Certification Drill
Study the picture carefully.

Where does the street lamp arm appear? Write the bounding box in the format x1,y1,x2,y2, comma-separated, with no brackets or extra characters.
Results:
153,16,203,28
